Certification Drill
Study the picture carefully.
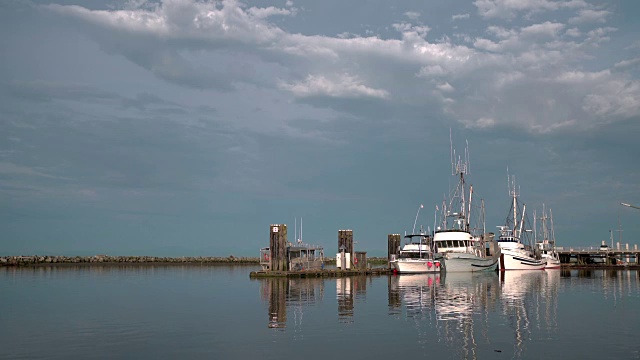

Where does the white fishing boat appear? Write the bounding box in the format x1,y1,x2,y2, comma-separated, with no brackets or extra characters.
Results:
392,228,443,274
496,175,546,271
432,135,500,272
535,205,561,269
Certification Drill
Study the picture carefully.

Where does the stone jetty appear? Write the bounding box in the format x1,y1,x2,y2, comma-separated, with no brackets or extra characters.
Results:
0,255,259,267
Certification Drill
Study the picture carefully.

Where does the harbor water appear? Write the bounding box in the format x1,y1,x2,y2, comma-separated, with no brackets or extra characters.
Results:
2,265,639,359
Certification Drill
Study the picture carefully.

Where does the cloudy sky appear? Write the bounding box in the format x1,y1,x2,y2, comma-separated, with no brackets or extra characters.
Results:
1,0,639,257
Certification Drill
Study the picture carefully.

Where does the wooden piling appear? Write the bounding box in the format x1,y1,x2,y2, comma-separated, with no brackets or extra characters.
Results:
388,234,401,268
338,229,354,254
270,224,288,271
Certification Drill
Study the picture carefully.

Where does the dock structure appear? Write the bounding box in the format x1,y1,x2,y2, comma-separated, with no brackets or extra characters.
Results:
557,245,640,265
250,268,390,278
387,234,401,269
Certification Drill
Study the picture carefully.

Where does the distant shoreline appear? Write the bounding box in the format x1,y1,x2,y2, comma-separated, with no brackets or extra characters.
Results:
2,255,636,269
0,255,260,267
0,255,385,267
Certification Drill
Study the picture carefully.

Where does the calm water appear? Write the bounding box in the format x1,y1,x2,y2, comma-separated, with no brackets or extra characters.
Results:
2,265,640,360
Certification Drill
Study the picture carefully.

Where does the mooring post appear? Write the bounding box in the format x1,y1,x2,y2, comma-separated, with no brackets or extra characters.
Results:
388,234,400,269
270,224,288,271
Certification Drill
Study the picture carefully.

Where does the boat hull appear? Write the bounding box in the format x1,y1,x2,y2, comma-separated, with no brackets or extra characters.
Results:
498,250,546,270
543,257,561,269
394,259,442,273
442,252,499,272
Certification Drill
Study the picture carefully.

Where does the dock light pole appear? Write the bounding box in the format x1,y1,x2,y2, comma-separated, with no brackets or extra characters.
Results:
621,202,640,210
413,204,424,235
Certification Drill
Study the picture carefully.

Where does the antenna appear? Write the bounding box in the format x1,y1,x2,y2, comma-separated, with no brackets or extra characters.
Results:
413,204,424,235
450,128,454,175
465,139,470,175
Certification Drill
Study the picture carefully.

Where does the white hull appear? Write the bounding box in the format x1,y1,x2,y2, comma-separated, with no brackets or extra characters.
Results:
543,255,561,269
443,252,499,272
499,250,546,270
394,259,442,273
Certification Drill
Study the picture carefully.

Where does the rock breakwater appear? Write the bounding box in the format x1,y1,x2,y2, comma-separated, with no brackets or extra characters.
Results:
0,255,259,266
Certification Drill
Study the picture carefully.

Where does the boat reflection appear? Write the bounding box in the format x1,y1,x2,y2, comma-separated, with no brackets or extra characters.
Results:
436,272,500,359
500,270,558,358
259,277,325,330
388,273,441,319
389,270,560,359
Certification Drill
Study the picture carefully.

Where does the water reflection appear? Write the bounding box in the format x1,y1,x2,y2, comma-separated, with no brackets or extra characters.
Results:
388,270,562,359
259,278,325,330
499,271,551,358
561,268,640,306
436,272,500,359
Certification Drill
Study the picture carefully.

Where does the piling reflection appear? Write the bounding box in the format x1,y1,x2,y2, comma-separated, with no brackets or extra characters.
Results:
260,278,325,330
560,268,640,306
337,275,367,323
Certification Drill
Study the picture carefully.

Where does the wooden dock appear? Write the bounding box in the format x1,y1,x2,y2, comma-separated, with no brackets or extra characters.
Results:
250,268,391,278
557,246,640,265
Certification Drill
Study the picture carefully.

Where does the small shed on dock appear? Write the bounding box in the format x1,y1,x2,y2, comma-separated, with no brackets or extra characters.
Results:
354,251,367,269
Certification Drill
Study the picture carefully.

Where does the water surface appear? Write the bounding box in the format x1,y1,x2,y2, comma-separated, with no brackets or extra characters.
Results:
1,265,639,359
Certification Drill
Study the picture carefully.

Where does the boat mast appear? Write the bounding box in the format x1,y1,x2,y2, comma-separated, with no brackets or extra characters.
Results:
533,209,537,244
450,130,470,231
519,204,526,243
542,204,548,242
511,176,518,238
549,208,555,249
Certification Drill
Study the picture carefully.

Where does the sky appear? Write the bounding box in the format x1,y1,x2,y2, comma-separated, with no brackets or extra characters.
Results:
1,0,639,257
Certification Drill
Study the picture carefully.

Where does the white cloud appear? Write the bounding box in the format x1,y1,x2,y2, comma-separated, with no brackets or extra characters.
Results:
583,79,640,118
613,58,640,72
568,9,609,24
247,6,296,19
0,162,70,180
279,74,389,99
40,0,640,135
405,11,420,20
474,22,564,53
474,0,588,19
520,22,565,38
462,117,496,129
625,40,640,50
565,27,581,37
437,82,455,93
452,13,470,21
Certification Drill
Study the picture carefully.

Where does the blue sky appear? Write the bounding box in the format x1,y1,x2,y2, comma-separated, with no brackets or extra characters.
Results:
1,0,639,257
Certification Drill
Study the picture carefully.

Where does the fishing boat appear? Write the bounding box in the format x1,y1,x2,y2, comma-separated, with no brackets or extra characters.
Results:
392,227,443,274
432,136,500,272
496,175,546,270
535,205,561,269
